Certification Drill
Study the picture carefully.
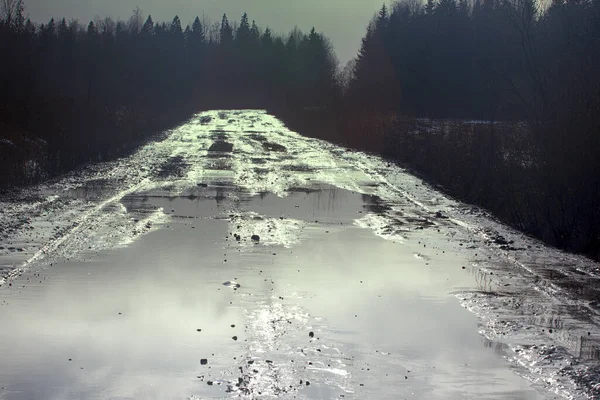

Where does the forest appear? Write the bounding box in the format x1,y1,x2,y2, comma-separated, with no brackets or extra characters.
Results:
1,0,599,258
0,2,339,187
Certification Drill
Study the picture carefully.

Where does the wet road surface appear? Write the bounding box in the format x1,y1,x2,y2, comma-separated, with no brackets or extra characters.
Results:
0,110,598,399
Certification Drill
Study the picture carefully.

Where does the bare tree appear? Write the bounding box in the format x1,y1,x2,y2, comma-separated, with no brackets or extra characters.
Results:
206,20,220,43
100,16,116,36
128,6,143,34
338,59,356,94
201,13,211,41
1,0,24,29
506,0,546,121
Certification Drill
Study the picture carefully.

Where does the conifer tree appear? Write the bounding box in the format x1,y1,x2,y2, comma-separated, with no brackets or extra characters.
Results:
220,14,233,45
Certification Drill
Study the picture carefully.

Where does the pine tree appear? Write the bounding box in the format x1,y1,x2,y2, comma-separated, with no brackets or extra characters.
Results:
378,4,389,23
261,27,273,47
191,16,205,44
42,18,56,40
23,18,35,35
170,16,183,37
87,21,97,36
220,14,233,45
236,12,251,45
251,20,260,41
141,15,154,36
58,18,68,39
353,23,374,79
350,13,400,111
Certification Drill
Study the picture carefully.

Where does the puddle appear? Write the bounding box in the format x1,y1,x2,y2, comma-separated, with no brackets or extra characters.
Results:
0,184,542,400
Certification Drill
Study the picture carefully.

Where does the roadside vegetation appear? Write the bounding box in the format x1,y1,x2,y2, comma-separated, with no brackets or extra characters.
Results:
1,0,599,259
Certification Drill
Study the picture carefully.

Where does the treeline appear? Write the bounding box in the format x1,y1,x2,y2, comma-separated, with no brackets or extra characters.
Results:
327,0,599,258
0,1,338,187
343,0,600,122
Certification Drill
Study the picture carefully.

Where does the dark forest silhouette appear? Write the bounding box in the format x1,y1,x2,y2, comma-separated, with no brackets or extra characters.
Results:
0,3,338,185
1,0,600,259
286,0,600,259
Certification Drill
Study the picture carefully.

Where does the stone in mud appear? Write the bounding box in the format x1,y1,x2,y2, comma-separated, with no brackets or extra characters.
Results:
197,183,208,188
200,359,208,365
223,281,241,288
232,336,238,341
251,235,260,242
309,332,314,338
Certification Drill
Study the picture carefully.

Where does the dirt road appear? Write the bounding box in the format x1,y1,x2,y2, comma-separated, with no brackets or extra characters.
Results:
1,110,598,399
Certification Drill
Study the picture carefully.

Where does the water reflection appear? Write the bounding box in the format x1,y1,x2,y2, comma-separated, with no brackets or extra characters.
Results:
473,267,495,294
311,185,340,214
0,185,543,400
38,179,111,201
579,336,600,361
361,193,392,214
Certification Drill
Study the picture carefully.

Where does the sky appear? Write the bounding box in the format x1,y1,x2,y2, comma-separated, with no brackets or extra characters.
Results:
23,0,388,65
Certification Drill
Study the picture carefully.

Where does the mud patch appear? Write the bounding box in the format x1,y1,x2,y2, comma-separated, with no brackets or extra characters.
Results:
247,133,266,142
250,158,268,165
155,155,190,179
208,141,234,152
262,142,287,153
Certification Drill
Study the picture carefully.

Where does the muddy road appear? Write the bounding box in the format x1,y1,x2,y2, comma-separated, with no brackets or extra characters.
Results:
0,110,598,400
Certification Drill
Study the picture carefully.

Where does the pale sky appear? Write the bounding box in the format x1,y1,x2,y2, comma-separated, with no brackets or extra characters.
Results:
23,0,389,64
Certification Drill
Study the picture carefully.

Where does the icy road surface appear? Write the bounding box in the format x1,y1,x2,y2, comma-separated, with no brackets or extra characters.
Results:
0,110,598,400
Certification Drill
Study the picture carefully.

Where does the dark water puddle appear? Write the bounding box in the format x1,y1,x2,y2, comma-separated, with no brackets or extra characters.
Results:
0,184,543,400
